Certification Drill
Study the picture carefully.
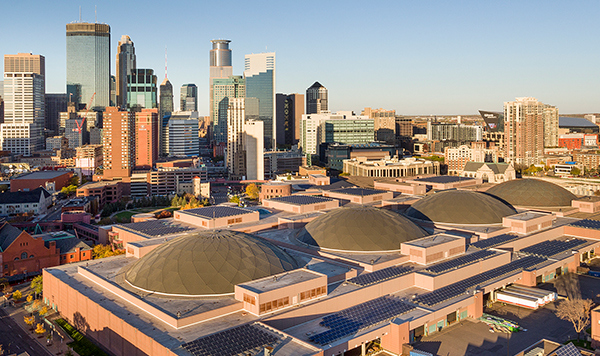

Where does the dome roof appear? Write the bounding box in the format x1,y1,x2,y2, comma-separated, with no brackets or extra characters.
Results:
405,190,517,225
485,179,576,208
296,206,427,252
125,230,298,296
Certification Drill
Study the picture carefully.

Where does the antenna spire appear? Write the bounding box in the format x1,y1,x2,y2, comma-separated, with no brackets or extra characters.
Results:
95,5,97,23
79,6,81,22
165,46,168,79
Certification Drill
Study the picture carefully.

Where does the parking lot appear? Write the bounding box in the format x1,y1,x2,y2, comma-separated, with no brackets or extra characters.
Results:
411,274,599,355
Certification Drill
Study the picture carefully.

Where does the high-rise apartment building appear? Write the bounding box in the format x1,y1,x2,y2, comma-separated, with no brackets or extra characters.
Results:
0,81,4,124
226,98,260,179
127,69,157,111
102,107,135,179
543,105,559,148
135,108,159,169
211,76,245,144
244,119,264,181
275,93,304,146
116,35,136,108
166,111,199,157
1,53,46,155
306,82,328,115
180,84,198,111
244,52,276,149
300,112,374,156
45,93,67,135
427,122,483,142
362,108,396,143
504,97,547,166
66,23,110,110
65,117,88,148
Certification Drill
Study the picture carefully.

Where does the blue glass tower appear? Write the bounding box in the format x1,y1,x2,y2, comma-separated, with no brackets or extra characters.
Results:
244,53,275,149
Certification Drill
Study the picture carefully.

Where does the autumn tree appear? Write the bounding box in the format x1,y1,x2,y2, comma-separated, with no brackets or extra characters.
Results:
556,298,594,340
38,306,48,317
229,196,240,205
12,290,22,301
32,299,42,311
24,315,35,330
26,295,33,303
245,183,260,200
35,323,46,334
30,275,43,295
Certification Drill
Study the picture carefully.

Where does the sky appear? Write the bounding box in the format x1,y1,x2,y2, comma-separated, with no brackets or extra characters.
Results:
2,0,599,115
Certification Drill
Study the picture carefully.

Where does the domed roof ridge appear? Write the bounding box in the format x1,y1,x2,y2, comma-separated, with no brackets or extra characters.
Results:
485,178,576,207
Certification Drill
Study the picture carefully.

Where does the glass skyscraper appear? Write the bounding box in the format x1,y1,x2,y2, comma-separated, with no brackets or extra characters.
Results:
211,76,245,144
244,52,275,149
127,69,157,111
180,84,198,111
116,35,136,108
66,23,111,111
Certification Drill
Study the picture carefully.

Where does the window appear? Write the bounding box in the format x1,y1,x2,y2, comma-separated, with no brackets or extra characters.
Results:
20,252,27,259
70,254,75,259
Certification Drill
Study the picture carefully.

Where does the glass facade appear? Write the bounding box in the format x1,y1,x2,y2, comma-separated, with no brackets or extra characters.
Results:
66,23,111,110
180,84,197,111
126,69,157,111
244,53,275,149
211,76,245,144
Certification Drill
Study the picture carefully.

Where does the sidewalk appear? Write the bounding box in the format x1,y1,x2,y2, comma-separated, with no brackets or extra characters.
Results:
3,283,79,355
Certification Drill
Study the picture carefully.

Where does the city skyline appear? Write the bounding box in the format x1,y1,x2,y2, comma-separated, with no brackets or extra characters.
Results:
2,0,599,115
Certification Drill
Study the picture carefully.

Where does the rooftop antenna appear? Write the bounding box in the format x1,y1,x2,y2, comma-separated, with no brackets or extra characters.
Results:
95,5,97,23
165,46,168,79
79,6,81,22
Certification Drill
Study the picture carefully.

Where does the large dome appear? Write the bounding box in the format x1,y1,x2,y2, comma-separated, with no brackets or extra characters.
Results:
296,206,427,252
405,190,517,225
125,230,298,296
485,179,576,208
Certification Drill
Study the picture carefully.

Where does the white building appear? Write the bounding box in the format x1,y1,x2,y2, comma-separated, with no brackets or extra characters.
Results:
300,112,374,156
226,98,264,180
0,187,52,216
244,119,264,180
2,53,46,156
167,111,199,157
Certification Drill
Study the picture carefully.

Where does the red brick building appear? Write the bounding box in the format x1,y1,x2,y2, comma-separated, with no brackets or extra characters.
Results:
0,222,60,277
41,232,92,264
10,171,73,193
135,108,159,170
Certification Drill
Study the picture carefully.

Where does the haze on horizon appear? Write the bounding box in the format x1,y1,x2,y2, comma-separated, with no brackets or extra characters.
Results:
2,0,599,115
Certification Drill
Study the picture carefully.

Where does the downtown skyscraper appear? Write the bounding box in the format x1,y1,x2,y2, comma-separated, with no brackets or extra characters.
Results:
209,39,234,144
1,53,45,155
116,35,136,108
180,84,198,111
66,22,111,110
306,81,328,114
244,52,275,149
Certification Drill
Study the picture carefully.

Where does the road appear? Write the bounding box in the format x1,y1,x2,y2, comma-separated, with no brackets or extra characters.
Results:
38,199,67,222
0,307,53,356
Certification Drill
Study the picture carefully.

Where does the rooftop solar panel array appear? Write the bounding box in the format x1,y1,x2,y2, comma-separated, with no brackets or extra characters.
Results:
268,195,334,205
347,265,413,287
413,176,473,184
330,188,387,196
568,219,600,231
181,206,254,219
519,238,588,258
554,342,583,356
424,250,497,275
470,234,521,250
120,220,196,237
413,255,546,307
309,296,416,346
181,323,279,356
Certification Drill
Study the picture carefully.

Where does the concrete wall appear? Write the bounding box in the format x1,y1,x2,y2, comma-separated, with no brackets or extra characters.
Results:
174,210,260,229
262,199,338,214
374,181,426,195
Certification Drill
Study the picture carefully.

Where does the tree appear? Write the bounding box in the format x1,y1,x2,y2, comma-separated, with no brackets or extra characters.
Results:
38,306,48,317
92,244,124,259
60,185,78,195
556,298,594,340
0,184,8,193
571,167,581,176
24,315,35,329
12,290,22,301
245,184,260,200
229,196,240,205
30,275,43,295
35,323,46,334
26,295,33,303
32,299,42,311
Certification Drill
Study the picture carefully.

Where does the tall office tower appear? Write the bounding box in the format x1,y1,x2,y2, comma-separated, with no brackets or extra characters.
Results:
0,81,4,124
275,93,304,146
167,111,200,157
102,107,135,179
504,97,547,166
300,112,374,156
362,107,396,143
227,98,247,179
306,82,328,115
45,93,67,135
65,117,88,148
135,108,159,169
66,23,110,110
543,105,559,148
116,35,136,108
110,75,116,106
244,52,276,149
159,78,173,120
211,76,245,144
127,69,157,111
1,53,46,155
180,84,198,111
244,119,264,180
209,40,233,140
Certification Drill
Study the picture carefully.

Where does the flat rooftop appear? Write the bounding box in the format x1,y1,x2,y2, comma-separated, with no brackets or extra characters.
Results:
403,233,460,248
178,206,255,219
505,212,550,221
239,269,324,294
116,219,201,238
410,176,475,184
12,171,69,180
328,187,388,196
266,195,334,206
574,196,600,202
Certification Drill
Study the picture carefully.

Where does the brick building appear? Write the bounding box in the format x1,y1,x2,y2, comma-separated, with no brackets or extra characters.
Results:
10,171,73,192
0,222,60,277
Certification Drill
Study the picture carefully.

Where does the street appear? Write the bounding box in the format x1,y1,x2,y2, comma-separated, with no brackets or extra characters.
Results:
0,307,53,356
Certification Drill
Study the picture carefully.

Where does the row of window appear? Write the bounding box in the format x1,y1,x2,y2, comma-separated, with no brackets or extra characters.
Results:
299,286,326,302
259,296,289,313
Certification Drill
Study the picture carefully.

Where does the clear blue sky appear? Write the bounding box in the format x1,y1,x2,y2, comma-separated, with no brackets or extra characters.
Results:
2,0,599,115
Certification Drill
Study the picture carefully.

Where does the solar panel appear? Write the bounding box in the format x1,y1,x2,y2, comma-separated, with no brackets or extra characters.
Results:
181,206,254,219
568,219,600,230
120,220,196,237
181,323,279,356
470,234,521,250
424,250,497,275
309,296,416,346
520,238,588,258
329,187,387,196
268,195,334,205
413,255,546,307
347,265,413,287
554,342,583,356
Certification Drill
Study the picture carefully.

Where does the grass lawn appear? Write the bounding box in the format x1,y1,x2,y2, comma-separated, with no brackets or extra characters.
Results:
55,318,109,356
113,211,136,221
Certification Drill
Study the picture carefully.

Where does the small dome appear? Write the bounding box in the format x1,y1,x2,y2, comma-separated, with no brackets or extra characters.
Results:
485,179,576,208
125,230,298,296
405,190,516,225
296,206,427,252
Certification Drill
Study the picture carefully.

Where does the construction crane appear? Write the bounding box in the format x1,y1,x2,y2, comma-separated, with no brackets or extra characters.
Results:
73,92,96,134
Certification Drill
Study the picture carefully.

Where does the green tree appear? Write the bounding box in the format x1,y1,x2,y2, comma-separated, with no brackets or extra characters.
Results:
60,185,78,195
571,167,581,176
245,184,260,200
12,290,22,301
229,196,240,205
30,275,43,295
0,184,8,193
